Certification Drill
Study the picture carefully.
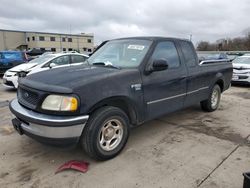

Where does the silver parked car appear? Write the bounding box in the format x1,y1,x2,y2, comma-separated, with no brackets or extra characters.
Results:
232,55,250,84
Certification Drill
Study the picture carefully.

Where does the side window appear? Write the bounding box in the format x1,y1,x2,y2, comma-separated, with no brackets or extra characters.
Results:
71,55,87,64
50,56,70,66
152,41,180,68
180,41,197,67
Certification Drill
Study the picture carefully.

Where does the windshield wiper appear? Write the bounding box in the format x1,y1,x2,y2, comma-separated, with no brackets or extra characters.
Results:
92,62,120,69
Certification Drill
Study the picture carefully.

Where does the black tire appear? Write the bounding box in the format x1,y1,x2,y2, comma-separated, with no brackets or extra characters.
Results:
200,84,221,112
81,106,130,161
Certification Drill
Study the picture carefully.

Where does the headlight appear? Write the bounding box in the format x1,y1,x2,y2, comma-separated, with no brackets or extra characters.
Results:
18,71,28,78
41,95,78,111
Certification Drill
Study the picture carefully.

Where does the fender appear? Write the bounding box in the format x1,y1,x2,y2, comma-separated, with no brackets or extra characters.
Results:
87,96,142,126
210,72,225,91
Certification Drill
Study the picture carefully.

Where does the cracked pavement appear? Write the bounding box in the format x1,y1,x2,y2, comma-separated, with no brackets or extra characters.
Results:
0,77,250,188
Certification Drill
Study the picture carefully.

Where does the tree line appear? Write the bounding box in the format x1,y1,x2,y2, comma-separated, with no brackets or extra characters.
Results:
196,34,250,51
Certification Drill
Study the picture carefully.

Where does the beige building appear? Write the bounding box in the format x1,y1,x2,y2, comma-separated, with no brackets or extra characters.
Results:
0,29,94,53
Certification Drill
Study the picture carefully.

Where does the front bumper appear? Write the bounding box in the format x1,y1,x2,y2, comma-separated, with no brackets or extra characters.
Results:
9,99,89,146
232,73,250,84
2,73,18,88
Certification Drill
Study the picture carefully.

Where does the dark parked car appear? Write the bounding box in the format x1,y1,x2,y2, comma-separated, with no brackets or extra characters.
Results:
0,51,28,74
9,37,232,160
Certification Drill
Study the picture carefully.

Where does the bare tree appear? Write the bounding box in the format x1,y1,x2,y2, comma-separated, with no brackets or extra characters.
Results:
196,34,250,51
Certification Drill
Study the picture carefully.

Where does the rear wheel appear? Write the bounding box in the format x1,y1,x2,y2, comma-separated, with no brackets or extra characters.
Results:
81,106,129,161
200,84,221,112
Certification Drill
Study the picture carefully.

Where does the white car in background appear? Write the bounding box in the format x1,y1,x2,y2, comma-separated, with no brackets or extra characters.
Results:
3,52,88,88
232,54,250,84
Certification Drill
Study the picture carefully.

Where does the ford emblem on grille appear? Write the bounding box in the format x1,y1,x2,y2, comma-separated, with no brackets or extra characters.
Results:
24,92,29,98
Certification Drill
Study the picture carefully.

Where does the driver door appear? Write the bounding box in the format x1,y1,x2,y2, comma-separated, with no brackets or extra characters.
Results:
142,41,187,120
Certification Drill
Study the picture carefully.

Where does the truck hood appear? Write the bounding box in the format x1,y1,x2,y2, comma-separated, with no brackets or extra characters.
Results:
19,65,128,93
8,63,38,72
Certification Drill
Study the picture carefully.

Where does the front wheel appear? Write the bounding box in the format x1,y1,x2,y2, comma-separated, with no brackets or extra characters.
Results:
81,106,129,161
200,84,221,112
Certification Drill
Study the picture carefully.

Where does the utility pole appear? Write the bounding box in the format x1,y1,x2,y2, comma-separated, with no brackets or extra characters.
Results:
77,37,79,52
60,34,62,51
69,25,72,49
3,31,7,50
189,34,192,41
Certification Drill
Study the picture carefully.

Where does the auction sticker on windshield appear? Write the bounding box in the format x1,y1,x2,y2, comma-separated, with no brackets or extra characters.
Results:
128,45,145,50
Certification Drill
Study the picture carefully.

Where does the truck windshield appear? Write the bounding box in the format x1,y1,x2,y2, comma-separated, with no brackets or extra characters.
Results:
88,39,152,68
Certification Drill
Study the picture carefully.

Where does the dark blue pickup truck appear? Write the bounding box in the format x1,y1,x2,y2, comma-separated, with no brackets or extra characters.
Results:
9,37,232,160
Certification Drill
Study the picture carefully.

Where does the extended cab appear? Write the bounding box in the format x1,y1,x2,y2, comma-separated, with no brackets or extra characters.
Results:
9,37,232,160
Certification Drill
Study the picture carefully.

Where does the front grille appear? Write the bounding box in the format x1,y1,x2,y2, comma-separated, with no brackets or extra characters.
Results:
239,76,249,79
18,87,39,109
4,81,14,87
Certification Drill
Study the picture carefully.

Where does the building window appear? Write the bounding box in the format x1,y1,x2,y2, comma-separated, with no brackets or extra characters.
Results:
40,48,45,51
39,36,45,41
87,39,92,43
62,37,66,42
27,37,30,42
63,48,66,51
32,36,35,41
50,37,55,41
83,48,87,51
68,48,73,51
68,38,72,42
88,49,92,52
51,48,56,52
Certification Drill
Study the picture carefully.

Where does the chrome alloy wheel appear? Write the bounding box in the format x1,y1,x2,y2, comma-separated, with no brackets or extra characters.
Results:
99,119,124,151
211,89,219,108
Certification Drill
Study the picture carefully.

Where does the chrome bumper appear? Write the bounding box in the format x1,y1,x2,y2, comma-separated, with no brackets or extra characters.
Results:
9,99,89,141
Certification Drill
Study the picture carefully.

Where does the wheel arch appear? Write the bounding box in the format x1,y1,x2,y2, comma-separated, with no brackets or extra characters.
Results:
87,96,138,126
213,72,225,92
215,79,224,92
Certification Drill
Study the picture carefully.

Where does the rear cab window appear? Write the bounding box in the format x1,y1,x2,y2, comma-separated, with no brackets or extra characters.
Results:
179,41,198,67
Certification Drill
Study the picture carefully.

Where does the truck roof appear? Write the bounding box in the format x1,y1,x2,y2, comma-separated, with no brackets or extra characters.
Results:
112,36,191,43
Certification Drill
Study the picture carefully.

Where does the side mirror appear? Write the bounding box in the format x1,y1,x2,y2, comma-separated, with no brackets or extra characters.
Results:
49,62,57,68
151,59,168,72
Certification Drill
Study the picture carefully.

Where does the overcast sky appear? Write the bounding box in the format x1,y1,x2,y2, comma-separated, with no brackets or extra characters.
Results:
0,0,250,45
